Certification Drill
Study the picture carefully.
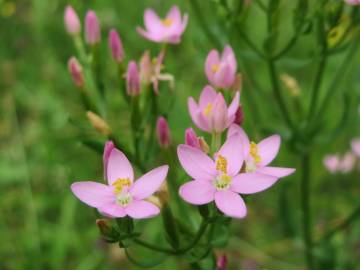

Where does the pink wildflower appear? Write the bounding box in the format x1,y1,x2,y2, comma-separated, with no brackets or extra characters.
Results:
188,86,240,133
126,61,141,96
71,147,168,219
64,5,81,36
85,10,101,45
137,6,188,44
68,57,84,88
108,29,124,63
156,116,171,148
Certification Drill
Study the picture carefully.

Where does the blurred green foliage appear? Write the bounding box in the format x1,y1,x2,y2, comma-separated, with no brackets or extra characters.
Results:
1,0,360,269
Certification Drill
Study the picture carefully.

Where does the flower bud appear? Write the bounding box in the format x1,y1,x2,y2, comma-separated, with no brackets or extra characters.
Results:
86,111,111,136
103,141,114,179
139,50,152,84
199,137,210,154
280,73,300,97
108,29,124,63
96,219,112,237
185,128,201,149
126,61,141,96
68,57,84,88
85,10,101,45
216,254,228,270
64,5,81,36
156,116,170,148
233,105,244,125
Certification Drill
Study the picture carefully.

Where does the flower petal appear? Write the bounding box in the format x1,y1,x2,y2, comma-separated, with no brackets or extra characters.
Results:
231,173,278,194
258,135,281,166
130,165,169,200
256,166,295,178
222,45,237,73
177,144,216,180
103,141,115,179
205,49,220,85
98,202,126,218
166,5,181,24
227,91,240,117
199,85,217,110
107,148,134,185
71,181,114,208
214,190,247,218
179,180,216,205
227,124,250,157
144,8,162,31
216,134,244,176
188,97,210,132
125,200,160,219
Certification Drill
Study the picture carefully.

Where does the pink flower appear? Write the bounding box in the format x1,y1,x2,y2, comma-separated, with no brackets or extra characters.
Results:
216,255,228,270
71,147,168,219
64,5,81,36
205,45,237,89
137,6,188,44
185,128,201,150
351,138,360,157
68,57,84,88
177,134,279,218
108,29,124,63
345,0,360,5
156,116,171,148
103,141,115,179
85,10,101,45
228,124,295,179
126,61,141,96
323,155,340,174
188,85,240,133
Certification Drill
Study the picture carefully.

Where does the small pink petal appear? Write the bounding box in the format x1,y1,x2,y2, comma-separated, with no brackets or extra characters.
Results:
71,182,114,208
256,166,295,178
214,190,247,218
107,148,134,185
130,165,168,200
210,94,228,133
98,202,126,218
144,9,162,31
103,141,115,179
188,98,210,132
166,5,181,24
227,91,240,117
216,134,244,176
177,145,216,180
231,173,278,194
125,200,160,219
222,45,237,73
258,135,281,166
205,50,220,85
179,180,216,205
227,124,250,156
199,85,218,109
214,64,235,88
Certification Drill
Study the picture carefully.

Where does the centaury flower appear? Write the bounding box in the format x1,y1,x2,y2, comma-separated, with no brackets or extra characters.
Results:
137,6,188,44
188,85,240,133
228,124,295,180
71,147,168,219
177,134,278,218
205,45,237,89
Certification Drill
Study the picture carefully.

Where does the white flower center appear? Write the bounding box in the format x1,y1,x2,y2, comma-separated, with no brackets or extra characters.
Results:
214,174,232,190
116,192,132,206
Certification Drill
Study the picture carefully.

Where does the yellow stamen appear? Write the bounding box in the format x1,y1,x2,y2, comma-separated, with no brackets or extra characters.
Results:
161,18,173,27
216,155,227,173
112,178,131,194
211,64,220,73
203,103,213,116
249,141,261,164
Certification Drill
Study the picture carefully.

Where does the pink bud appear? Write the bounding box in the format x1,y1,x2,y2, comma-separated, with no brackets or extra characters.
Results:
139,50,152,84
103,141,115,179
185,128,201,149
210,94,228,133
156,117,170,148
68,57,84,88
233,105,244,125
64,5,81,36
216,255,228,270
85,10,101,45
126,61,141,96
108,29,124,63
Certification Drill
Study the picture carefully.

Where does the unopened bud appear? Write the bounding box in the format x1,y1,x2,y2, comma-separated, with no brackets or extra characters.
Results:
216,254,228,270
185,128,201,149
108,29,124,63
126,61,141,96
233,105,244,125
156,116,170,148
86,111,111,136
85,10,101,45
139,50,152,84
96,219,112,236
280,73,300,97
68,57,84,88
64,5,81,36
199,137,210,154
230,73,242,92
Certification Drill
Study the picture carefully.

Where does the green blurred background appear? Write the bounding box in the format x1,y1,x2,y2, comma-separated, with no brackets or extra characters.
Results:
1,0,360,269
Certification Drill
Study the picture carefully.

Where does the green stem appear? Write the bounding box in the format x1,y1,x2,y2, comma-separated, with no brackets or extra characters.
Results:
300,153,314,270
211,132,221,154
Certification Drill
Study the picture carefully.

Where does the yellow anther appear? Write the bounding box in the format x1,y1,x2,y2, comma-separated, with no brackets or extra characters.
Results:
249,141,261,164
161,18,173,27
112,178,131,194
216,155,227,173
211,64,220,73
203,103,213,116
